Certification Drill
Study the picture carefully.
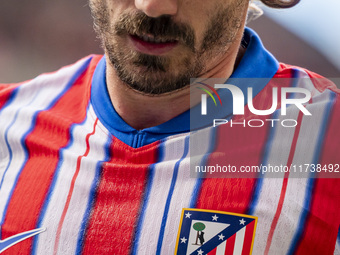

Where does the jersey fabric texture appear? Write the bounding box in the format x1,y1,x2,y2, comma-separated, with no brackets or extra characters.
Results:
0,27,339,255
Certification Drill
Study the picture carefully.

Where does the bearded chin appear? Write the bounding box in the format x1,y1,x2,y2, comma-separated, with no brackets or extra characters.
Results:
104,40,202,95
90,0,245,95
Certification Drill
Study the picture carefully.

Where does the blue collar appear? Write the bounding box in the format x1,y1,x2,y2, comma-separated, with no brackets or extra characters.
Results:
91,27,279,148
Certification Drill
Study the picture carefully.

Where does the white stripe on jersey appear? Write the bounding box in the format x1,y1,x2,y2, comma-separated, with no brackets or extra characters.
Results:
252,73,315,254
0,57,91,226
34,106,107,255
135,128,213,255
252,178,285,255
56,107,110,255
253,74,333,255
160,128,214,255
266,178,308,255
268,84,333,254
137,133,185,254
252,100,299,254
0,80,37,181
135,134,187,254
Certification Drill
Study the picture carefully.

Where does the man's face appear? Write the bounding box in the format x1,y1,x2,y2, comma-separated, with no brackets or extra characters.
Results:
89,0,248,94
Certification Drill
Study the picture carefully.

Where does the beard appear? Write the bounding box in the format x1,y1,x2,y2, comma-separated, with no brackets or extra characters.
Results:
89,0,245,95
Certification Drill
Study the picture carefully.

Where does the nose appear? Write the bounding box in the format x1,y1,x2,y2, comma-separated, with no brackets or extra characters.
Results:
134,0,178,18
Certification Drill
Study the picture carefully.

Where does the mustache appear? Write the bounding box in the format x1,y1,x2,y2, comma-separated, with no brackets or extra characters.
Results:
114,12,196,52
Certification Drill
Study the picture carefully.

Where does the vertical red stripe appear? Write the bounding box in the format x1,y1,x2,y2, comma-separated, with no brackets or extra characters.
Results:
53,118,99,254
294,179,340,254
196,75,297,213
208,247,217,255
81,138,159,255
317,93,340,179
196,81,278,213
225,234,236,255
295,94,340,254
241,221,255,255
196,115,267,213
195,72,299,253
1,56,100,255
264,110,304,255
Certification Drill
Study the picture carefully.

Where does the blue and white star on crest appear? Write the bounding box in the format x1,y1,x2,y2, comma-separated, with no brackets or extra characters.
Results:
212,215,218,221
218,233,225,240
181,237,188,243
185,212,192,218
175,208,257,255
197,249,204,255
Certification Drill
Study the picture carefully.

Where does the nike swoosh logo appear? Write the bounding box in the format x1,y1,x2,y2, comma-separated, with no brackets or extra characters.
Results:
0,227,45,253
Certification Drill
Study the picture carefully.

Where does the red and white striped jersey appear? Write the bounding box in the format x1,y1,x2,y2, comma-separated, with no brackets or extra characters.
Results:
0,28,339,255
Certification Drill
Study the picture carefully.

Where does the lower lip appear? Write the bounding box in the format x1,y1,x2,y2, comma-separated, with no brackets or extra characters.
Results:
129,35,178,55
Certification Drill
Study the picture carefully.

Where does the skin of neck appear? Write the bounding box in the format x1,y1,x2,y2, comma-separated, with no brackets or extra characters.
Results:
106,24,247,131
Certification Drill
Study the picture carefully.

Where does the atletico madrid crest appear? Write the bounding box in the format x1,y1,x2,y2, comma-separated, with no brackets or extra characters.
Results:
175,208,257,255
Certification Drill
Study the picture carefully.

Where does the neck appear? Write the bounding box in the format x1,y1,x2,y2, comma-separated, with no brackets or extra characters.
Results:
106,37,245,130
